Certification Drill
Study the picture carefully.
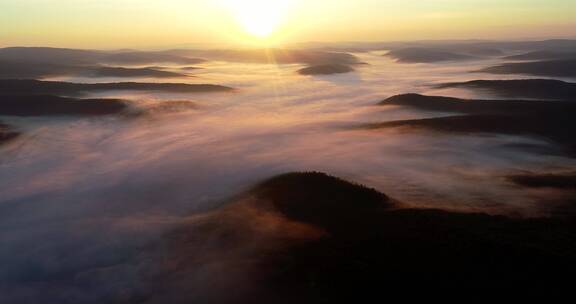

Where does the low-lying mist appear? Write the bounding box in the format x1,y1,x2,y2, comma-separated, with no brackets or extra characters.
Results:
2,47,576,302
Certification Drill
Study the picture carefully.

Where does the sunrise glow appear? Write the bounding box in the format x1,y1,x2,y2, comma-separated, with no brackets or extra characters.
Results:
1,0,575,47
2,0,576,302
220,0,293,38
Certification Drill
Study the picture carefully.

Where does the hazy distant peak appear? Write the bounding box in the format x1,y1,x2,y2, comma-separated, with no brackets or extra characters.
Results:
385,47,478,63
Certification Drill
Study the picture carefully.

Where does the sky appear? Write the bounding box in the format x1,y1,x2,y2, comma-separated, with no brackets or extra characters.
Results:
1,0,575,48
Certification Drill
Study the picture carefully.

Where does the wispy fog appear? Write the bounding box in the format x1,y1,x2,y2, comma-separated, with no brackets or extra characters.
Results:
1,50,576,302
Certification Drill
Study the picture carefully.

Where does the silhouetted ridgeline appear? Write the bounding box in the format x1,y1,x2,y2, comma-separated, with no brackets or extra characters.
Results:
0,47,104,65
480,59,576,77
177,48,362,65
507,171,576,216
82,67,189,78
0,47,205,65
2,171,575,303
102,51,205,65
0,47,205,79
180,66,203,71
370,114,576,156
0,95,128,116
0,61,192,79
0,79,233,96
503,51,576,61
413,39,576,53
476,39,576,51
305,39,576,53
436,79,576,100
385,47,478,63
0,47,362,68
297,64,354,75
508,172,576,189
130,172,576,303
372,94,576,156
0,59,80,79
380,93,575,114
0,79,230,141
252,172,394,232
128,100,198,117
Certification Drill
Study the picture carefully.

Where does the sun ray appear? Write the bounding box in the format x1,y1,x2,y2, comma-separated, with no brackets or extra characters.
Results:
220,0,293,38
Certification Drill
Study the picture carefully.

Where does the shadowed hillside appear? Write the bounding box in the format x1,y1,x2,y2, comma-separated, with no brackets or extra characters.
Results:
436,79,576,100
371,94,576,156
508,172,576,189
0,59,80,79
480,59,576,77
0,47,105,65
0,47,205,66
0,47,206,79
380,93,576,114
251,173,394,232
503,50,576,61
386,47,478,63
0,61,191,79
297,64,354,75
82,67,190,78
0,79,233,96
0,95,128,116
103,51,205,65
131,172,576,303
297,39,576,54
2,39,576,302
176,48,362,65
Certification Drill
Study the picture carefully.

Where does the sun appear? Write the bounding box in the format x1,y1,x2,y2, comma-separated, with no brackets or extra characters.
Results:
220,0,293,38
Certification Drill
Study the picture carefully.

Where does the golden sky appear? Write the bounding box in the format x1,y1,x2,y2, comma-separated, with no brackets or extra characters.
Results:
1,0,575,48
